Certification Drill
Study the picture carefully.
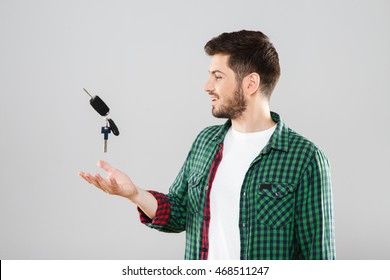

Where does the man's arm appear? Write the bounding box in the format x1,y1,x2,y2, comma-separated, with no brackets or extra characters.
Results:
294,149,336,259
79,160,158,219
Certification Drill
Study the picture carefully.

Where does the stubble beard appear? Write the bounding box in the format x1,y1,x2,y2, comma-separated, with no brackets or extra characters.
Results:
211,86,247,120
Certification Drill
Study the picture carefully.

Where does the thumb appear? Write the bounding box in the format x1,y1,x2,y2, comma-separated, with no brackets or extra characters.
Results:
97,160,115,173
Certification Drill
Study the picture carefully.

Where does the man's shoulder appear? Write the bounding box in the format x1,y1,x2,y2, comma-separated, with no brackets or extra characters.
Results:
197,124,224,138
189,123,227,150
286,126,327,160
272,111,326,158
190,125,225,145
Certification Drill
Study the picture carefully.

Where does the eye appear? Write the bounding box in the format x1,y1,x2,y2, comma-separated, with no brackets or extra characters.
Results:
214,75,222,80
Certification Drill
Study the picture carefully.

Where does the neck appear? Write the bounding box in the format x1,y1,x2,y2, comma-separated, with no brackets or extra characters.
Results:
231,97,276,133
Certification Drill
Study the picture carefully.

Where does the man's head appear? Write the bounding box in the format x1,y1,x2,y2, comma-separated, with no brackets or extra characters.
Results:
204,30,280,99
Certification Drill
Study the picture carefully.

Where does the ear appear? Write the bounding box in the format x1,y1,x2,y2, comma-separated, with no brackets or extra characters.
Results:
243,72,261,96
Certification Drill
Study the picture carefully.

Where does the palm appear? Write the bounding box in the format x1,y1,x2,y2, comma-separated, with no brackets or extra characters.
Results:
80,160,137,199
105,167,137,198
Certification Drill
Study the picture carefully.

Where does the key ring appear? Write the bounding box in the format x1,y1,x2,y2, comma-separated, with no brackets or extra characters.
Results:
83,88,120,152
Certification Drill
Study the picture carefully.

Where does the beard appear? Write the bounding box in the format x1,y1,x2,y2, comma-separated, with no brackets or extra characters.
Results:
211,86,247,119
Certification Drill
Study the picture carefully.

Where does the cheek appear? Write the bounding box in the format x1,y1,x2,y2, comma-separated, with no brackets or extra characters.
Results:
215,82,228,93
218,84,235,99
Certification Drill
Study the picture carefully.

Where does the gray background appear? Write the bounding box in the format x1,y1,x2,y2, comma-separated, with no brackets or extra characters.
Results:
0,0,389,260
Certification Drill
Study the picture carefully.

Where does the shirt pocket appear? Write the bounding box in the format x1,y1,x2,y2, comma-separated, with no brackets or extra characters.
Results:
187,170,206,214
256,182,296,228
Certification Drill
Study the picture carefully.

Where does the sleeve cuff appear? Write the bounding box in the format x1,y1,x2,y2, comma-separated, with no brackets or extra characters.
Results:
137,190,170,226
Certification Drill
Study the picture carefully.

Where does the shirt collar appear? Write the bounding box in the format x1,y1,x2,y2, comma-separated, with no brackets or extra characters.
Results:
264,111,289,153
212,111,289,153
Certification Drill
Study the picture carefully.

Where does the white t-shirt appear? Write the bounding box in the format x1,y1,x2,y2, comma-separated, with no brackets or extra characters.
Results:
208,125,276,260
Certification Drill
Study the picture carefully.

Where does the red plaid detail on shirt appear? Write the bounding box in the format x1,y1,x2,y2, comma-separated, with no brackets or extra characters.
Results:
138,190,170,226
200,143,224,260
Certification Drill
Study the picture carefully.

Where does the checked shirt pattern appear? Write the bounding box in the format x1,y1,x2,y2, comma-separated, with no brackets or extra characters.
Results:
138,112,335,260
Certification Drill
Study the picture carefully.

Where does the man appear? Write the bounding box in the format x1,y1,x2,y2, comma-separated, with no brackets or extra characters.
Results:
79,30,336,260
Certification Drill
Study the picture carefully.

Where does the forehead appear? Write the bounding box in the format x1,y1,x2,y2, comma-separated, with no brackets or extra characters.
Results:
209,54,233,73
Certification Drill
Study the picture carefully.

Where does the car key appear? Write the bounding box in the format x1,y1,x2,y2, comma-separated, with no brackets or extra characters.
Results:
101,125,111,153
83,88,110,116
83,88,120,152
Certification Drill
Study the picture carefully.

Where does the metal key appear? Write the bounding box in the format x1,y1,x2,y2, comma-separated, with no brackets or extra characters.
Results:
101,126,111,153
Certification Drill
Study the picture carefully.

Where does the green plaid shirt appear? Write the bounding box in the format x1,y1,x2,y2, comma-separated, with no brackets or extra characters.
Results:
139,112,336,259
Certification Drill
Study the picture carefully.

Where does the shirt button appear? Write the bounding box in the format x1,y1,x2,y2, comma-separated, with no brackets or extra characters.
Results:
243,192,246,196
243,223,246,228
275,191,281,197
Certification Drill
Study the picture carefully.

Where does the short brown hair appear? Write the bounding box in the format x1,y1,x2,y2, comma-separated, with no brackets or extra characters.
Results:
204,30,280,98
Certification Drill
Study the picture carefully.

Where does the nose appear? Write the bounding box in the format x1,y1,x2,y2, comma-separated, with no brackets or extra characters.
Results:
203,76,214,93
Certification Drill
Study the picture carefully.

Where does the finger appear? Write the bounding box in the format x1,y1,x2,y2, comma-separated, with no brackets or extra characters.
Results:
109,177,117,186
79,172,93,184
94,173,111,193
97,160,115,173
100,175,121,196
80,171,109,194
109,177,120,194
85,173,108,193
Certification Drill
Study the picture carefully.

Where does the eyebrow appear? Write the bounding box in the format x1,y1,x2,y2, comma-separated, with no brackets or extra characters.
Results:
209,70,226,75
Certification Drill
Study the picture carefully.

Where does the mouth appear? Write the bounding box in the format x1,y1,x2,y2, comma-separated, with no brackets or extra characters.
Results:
210,95,219,104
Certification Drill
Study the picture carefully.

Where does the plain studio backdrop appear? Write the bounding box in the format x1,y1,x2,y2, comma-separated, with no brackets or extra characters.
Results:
0,0,389,260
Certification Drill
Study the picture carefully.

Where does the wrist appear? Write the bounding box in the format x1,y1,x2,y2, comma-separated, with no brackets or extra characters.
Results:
127,187,142,205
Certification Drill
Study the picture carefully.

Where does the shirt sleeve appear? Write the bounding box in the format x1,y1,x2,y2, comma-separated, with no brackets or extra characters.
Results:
137,150,192,233
294,149,336,259
138,190,171,226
